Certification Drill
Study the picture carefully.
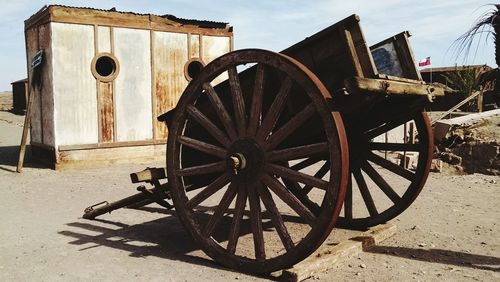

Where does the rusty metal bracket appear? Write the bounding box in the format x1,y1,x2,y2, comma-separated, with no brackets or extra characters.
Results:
84,201,109,214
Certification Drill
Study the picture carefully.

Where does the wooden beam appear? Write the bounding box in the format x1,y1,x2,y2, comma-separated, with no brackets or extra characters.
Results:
344,76,445,99
281,223,397,282
59,139,166,151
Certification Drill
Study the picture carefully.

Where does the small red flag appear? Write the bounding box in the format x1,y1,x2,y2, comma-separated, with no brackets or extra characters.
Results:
418,57,431,67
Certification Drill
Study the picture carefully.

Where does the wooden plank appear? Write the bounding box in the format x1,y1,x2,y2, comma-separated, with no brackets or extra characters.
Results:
97,26,111,53
190,34,201,58
17,79,34,172
348,22,377,78
59,139,166,151
55,144,167,170
281,223,397,282
24,7,51,30
98,82,114,142
280,14,376,90
50,6,151,30
30,6,233,37
38,23,55,146
393,32,422,80
342,29,364,77
344,77,445,98
24,26,42,144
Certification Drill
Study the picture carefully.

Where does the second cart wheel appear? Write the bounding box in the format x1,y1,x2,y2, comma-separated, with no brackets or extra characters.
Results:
335,110,433,229
166,49,349,273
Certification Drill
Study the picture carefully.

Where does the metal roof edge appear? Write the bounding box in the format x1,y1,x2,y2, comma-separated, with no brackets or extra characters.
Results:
25,5,231,30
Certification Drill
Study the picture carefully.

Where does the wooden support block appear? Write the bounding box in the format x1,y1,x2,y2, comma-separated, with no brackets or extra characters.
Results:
130,167,167,183
281,223,397,282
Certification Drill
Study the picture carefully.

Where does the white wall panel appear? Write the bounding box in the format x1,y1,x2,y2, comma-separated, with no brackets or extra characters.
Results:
202,36,231,84
113,28,153,141
51,23,98,146
153,31,189,139
202,35,231,63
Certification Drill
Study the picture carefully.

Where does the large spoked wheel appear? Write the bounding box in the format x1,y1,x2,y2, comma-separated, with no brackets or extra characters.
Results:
336,111,433,229
167,49,349,273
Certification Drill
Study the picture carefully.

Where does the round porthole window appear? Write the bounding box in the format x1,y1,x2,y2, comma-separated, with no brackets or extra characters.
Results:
91,53,119,82
184,58,205,81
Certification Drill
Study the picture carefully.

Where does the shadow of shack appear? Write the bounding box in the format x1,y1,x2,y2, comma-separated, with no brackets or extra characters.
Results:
24,5,233,169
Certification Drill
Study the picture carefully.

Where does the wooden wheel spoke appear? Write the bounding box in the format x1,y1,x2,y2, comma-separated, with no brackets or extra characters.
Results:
352,168,378,217
178,136,226,159
228,66,246,137
187,105,231,148
186,173,232,209
368,142,420,152
367,152,415,181
290,156,323,171
177,161,226,177
266,163,329,191
265,103,316,150
344,174,353,220
302,161,330,194
365,115,413,140
203,83,238,141
247,64,265,136
280,177,322,216
256,77,293,142
202,183,239,237
261,174,316,225
247,183,265,260
257,183,294,251
267,142,328,162
361,161,401,204
227,188,248,254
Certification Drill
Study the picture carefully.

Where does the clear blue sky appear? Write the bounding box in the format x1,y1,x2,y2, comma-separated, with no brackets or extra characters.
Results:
0,0,495,91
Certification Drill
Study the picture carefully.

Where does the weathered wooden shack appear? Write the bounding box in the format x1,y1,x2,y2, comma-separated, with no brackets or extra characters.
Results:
24,5,233,169
11,78,28,114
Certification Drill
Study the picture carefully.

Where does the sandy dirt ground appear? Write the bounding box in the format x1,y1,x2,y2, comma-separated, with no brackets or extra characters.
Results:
0,95,498,281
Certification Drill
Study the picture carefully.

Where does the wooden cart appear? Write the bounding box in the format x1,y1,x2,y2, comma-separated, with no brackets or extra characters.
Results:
84,14,443,273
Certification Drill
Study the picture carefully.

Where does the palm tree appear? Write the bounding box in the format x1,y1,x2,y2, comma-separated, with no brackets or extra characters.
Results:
455,4,500,69
452,5,500,109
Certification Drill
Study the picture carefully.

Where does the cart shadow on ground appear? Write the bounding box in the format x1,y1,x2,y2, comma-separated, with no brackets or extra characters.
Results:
367,245,500,272
58,206,284,280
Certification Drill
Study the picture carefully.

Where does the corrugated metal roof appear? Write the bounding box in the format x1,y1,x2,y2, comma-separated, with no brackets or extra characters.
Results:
11,78,28,85
161,14,229,29
29,5,230,29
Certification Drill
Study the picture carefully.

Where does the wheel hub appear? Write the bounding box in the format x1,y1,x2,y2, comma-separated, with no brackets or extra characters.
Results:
227,138,264,181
